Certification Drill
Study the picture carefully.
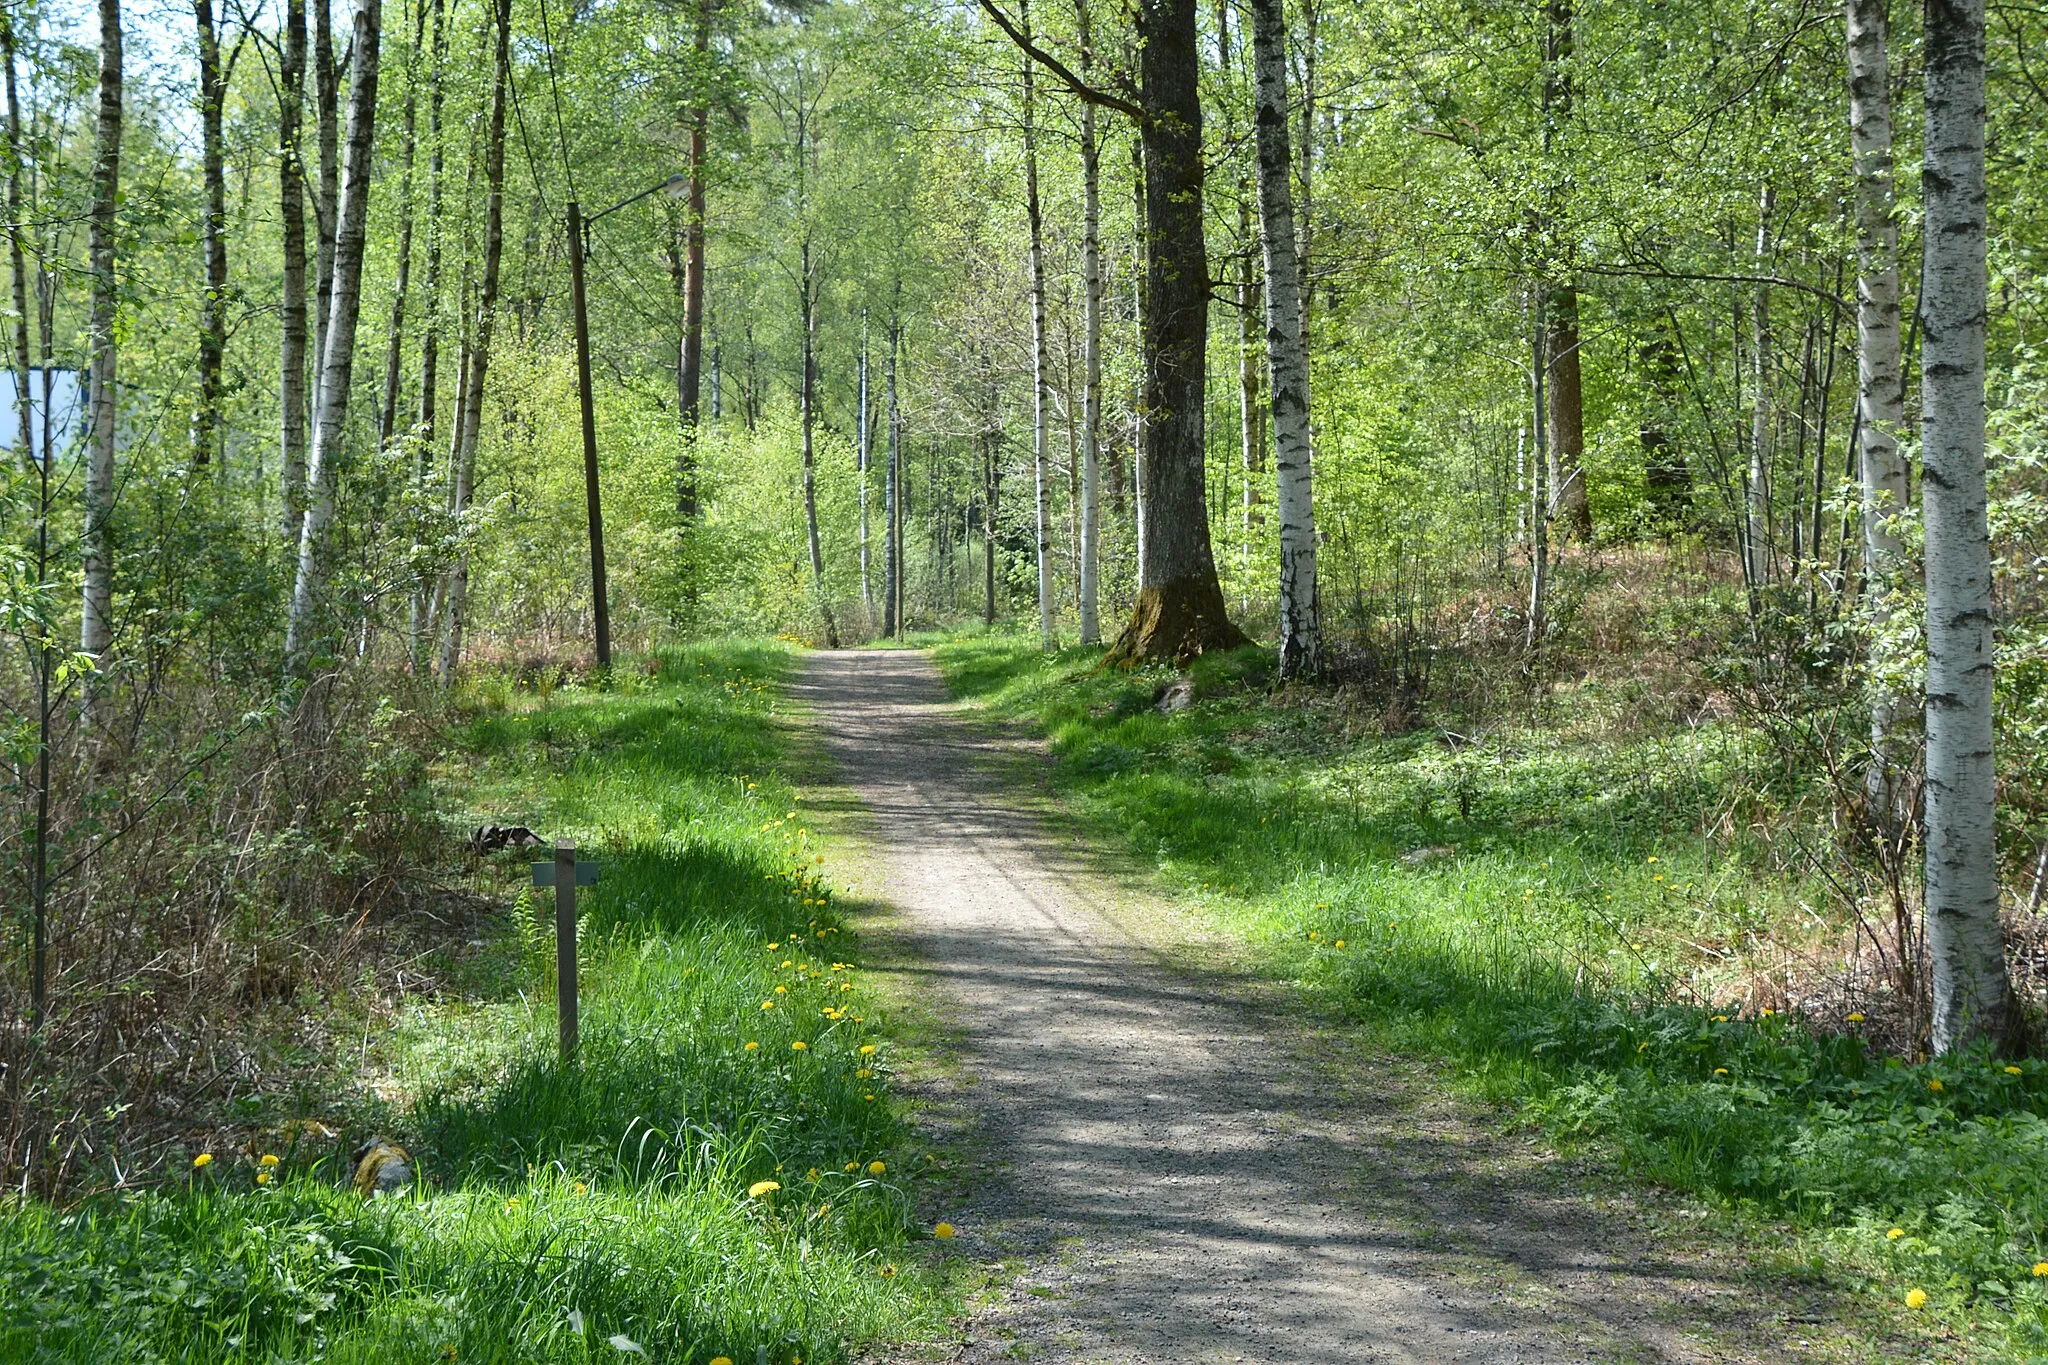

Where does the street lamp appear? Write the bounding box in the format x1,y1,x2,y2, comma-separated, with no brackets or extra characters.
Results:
566,173,687,669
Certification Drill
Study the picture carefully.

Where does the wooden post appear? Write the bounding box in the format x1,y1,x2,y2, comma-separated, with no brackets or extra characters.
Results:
565,200,612,669
554,838,578,1061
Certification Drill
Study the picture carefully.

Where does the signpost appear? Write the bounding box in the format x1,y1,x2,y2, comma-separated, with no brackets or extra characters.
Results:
532,841,601,1062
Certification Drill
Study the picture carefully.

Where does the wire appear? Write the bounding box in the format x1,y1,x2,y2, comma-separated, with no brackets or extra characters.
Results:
506,68,553,222
534,0,577,198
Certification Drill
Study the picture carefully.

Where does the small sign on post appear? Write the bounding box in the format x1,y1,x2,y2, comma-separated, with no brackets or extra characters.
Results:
532,841,601,1063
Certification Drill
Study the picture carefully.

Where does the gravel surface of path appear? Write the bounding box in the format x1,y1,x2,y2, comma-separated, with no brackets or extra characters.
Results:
796,649,1895,1365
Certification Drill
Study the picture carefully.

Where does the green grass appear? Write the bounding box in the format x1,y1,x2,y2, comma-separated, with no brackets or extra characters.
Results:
931,631,2048,1352
0,641,946,1364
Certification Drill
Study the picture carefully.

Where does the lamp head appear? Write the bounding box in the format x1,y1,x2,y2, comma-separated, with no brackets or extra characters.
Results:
663,172,688,197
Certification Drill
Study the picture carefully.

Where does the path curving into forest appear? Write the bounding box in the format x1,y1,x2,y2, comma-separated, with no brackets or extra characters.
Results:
798,649,1874,1365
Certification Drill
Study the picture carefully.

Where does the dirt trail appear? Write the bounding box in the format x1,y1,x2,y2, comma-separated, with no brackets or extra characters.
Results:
796,649,1888,1365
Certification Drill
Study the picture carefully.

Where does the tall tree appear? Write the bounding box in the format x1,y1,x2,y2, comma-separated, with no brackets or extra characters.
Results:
676,0,712,518
279,0,311,534
192,0,230,468
858,314,872,613
1249,0,1318,678
1542,0,1589,542
435,0,510,681
376,0,424,448
885,316,903,637
286,0,383,668
1921,0,2012,1052
1747,184,1775,591
1848,0,1908,808
313,0,340,368
1075,0,1102,645
1020,8,1054,651
82,0,122,666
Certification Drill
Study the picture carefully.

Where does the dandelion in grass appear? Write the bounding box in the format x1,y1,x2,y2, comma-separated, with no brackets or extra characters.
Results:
858,1068,873,1079
1334,940,1346,949
865,1093,876,1101
792,1040,808,1052
257,1171,273,1185
1887,1228,1905,1240
1712,1015,1728,1023
2034,1262,2048,1277
869,1160,886,1175
762,1001,776,1010
2006,1066,2024,1076
845,1161,859,1172
1846,1013,1865,1023
1904,1289,1927,1310
749,1180,782,1198
259,1153,279,1167
1713,1068,1728,1076
745,1040,760,1051
879,1264,898,1278
808,1168,820,1180
573,1182,589,1195
776,985,789,995
193,1153,213,1168
935,1222,956,1239
1929,1079,1944,1092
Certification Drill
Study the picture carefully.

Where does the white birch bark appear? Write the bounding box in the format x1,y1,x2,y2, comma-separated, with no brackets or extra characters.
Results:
1921,0,2012,1051
1078,87,1102,645
1021,20,1055,652
1747,184,1774,591
81,0,120,664
858,316,872,616
1250,0,1318,677
1848,0,1909,807
286,0,382,668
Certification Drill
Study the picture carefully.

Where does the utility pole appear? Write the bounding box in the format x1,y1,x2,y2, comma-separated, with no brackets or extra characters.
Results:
566,198,612,669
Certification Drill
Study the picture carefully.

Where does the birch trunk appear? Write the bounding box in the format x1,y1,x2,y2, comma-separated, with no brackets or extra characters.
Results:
858,318,872,615
1541,0,1589,542
192,0,228,468
1021,16,1055,651
81,0,121,664
1747,184,1775,590
313,0,339,368
377,0,422,448
286,0,382,669
1078,89,1103,644
1921,0,2012,1052
677,0,710,518
798,241,838,647
3,4,32,475
414,0,444,444
434,0,508,682
885,318,903,637
1527,287,1550,650
1106,0,1247,664
279,0,310,533
1250,0,1318,677
1848,0,1909,808
980,344,997,626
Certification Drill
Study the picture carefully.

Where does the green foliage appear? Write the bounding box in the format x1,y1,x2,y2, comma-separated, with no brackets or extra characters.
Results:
0,642,947,1363
932,633,2048,1343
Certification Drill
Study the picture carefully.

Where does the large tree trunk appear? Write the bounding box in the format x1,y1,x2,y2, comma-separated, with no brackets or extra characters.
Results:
286,0,383,669
2,5,31,475
885,318,903,637
1848,0,1909,810
1541,0,1590,542
1077,1,1102,646
1106,0,1247,665
313,0,339,369
1746,184,1775,591
1021,14,1054,651
798,241,838,647
278,0,310,534
1250,0,1319,679
980,344,997,626
1921,0,2012,1052
82,0,121,665
377,0,423,449
434,0,509,682
677,0,710,517
858,317,872,614
414,0,444,444
192,0,228,469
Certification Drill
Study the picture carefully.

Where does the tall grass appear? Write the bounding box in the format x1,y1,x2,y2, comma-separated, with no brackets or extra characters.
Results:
0,641,946,1364
932,633,2048,1345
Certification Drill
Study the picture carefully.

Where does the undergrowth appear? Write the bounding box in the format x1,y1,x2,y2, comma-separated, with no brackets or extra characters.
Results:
0,640,948,1364
932,631,2048,1354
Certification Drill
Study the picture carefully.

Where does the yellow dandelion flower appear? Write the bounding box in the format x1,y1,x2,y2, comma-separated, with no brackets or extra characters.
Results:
845,1162,859,1172
1929,1079,1945,1092
1905,1288,1927,1309
1714,1068,1728,1075
1334,940,1346,949
256,1171,273,1185
864,1093,876,1101
775,985,789,995
934,1222,956,1239
791,1040,808,1052
2006,1066,2024,1076
1712,1015,1728,1023
879,1263,898,1278
259,1153,280,1167
858,1068,873,1079
868,1160,886,1175
574,1182,588,1195
808,1168,819,1180
749,1180,782,1198
1637,1042,1649,1053
711,1358,735,1365
193,1153,213,1168
761,1001,776,1010
1847,1013,1865,1023
2034,1262,2048,1277
745,1040,760,1051
860,1044,877,1055
1887,1227,1905,1240
1646,856,1658,864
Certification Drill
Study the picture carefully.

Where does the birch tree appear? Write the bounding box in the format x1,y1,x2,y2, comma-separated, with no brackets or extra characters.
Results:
81,0,121,666
279,0,310,533
1920,0,2012,1052
1848,0,1908,809
1075,0,1102,646
1249,0,1317,678
1020,8,1054,651
285,0,382,668
192,0,230,468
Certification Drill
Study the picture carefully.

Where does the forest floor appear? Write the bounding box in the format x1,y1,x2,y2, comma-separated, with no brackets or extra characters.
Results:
796,647,1935,1365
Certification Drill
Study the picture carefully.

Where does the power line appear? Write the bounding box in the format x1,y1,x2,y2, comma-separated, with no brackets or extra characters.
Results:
534,0,577,197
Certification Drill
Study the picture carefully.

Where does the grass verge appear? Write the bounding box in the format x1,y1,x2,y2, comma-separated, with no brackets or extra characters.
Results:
0,640,947,1364
931,630,2048,1356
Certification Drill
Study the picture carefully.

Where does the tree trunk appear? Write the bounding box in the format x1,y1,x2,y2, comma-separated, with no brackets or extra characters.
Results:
1849,0,1909,809
677,0,710,518
1527,287,1550,650
287,0,382,670
82,0,121,665
313,0,339,369
1250,0,1318,678
886,318,904,637
3,5,31,475
858,316,872,615
1106,0,1247,665
434,0,509,682
377,0,424,449
1921,0,2012,1053
415,0,444,443
1639,323,1689,527
981,344,997,626
1078,86,1103,645
1021,13,1055,651
1541,0,1590,543
279,0,310,534
1747,184,1775,591
192,0,228,469
799,241,838,647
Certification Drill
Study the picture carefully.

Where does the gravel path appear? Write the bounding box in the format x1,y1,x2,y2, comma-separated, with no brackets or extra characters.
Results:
796,649,1894,1365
